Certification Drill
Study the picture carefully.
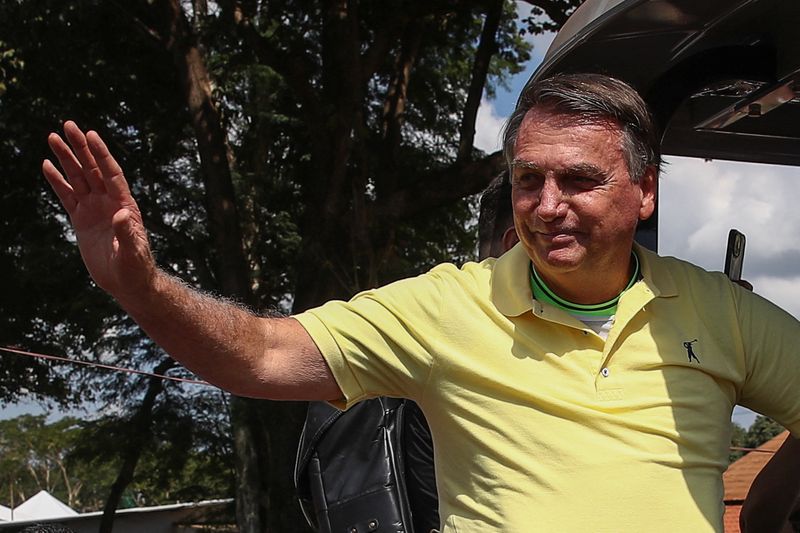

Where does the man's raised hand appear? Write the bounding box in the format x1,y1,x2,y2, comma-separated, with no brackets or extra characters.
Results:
42,121,156,299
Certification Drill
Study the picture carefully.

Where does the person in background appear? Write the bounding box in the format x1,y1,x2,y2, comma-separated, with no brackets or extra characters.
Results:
740,435,800,532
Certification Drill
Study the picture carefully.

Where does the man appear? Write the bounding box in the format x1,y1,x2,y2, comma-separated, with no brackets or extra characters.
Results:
43,73,800,531
295,175,517,533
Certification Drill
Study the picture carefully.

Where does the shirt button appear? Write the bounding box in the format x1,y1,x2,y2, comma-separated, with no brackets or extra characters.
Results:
601,367,610,377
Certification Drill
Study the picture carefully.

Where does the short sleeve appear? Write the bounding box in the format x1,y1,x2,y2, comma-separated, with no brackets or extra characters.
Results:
294,268,449,410
737,286,800,437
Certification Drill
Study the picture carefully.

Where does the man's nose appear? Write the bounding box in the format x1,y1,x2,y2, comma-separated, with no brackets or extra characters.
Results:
536,179,567,221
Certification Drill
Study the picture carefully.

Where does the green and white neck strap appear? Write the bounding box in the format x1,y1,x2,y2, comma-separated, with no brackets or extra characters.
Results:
529,252,640,318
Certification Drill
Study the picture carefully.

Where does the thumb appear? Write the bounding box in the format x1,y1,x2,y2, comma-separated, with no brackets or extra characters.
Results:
112,208,151,259
109,208,157,298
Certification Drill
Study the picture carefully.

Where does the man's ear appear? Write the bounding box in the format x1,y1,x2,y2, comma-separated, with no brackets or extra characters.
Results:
501,226,519,253
638,167,657,220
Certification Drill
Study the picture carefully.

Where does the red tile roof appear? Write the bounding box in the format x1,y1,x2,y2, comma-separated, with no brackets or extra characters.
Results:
724,503,742,533
723,430,790,502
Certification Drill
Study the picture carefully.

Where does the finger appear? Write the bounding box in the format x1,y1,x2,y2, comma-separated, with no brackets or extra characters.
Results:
42,159,78,212
63,121,106,194
86,130,132,201
47,132,90,195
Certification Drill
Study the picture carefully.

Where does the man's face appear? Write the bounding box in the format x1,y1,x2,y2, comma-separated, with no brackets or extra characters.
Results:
510,107,655,300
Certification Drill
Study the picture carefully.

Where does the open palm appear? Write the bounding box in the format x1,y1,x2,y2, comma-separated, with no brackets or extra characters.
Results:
42,121,155,297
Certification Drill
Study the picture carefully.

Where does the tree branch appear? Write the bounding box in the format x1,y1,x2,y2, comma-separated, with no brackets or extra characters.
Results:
458,0,504,161
316,0,364,217
108,0,164,44
361,17,405,83
381,151,505,220
519,0,578,28
379,19,424,189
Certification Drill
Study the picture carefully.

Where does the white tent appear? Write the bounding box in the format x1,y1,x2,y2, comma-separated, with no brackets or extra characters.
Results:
11,491,77,521
0,498,234,533
0,505,11,522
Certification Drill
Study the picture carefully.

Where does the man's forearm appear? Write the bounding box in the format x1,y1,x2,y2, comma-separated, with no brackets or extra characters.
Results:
741,435,800,533
116,268,340,401
114,268,279,396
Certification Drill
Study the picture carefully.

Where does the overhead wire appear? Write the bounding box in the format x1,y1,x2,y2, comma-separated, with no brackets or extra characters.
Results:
0,345,211,387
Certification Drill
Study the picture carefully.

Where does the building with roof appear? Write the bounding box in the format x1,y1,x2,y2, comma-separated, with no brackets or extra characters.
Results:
723,431,791,532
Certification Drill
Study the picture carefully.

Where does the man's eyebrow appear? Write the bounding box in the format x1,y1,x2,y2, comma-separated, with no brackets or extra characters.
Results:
510,160,607,177
510,159,544,171
561,162,607,177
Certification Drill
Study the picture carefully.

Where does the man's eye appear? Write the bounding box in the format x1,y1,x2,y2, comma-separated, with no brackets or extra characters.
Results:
514,173,541,187
572,175,598,187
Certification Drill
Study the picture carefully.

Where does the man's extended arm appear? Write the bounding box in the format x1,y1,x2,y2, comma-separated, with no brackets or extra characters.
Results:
740,435,800,533
42,121,341,401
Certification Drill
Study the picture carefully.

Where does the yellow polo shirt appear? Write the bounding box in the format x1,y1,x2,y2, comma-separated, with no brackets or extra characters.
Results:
295,243,800,532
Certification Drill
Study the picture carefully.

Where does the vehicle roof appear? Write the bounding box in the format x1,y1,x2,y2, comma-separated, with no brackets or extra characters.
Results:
528,0,800,167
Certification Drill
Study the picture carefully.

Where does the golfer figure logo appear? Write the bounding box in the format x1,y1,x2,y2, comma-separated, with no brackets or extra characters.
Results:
683,339,701,363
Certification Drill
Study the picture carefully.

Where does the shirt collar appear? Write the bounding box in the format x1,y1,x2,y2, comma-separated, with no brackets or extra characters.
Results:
490,241,677,318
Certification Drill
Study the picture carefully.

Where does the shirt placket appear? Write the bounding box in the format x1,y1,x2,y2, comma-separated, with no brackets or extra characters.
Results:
595,283,657,398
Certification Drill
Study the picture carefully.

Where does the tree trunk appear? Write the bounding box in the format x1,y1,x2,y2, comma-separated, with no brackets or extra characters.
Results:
458,0,504,161
98,358,175,533
156,1,310,530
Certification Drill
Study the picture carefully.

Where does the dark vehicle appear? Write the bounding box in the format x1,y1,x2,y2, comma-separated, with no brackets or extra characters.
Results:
532,0,800,248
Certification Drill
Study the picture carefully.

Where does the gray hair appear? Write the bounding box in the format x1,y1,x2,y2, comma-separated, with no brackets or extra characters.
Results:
502,73,661,182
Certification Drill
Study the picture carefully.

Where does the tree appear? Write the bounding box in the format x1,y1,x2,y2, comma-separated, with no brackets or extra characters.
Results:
69,385,235,514
730,421,748,463
0,404,233,514
0,415,83,508
729,415,786,463
743,416,785,450
1,0,580,530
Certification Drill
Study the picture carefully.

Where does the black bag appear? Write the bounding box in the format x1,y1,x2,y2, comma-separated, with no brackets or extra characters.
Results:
295,397,416,533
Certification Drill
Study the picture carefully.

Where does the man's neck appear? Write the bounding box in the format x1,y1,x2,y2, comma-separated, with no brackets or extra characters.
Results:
534,253,638,305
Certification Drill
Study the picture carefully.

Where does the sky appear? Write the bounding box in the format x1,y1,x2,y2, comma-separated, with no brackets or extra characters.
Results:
5,7,799,429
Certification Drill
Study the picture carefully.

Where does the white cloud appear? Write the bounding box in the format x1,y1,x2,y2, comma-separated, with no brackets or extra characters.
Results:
473,97,506,153
659,156,800,318
750,276,800,319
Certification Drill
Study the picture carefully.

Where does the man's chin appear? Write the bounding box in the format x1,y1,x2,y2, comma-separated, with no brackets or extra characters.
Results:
532,246,585,273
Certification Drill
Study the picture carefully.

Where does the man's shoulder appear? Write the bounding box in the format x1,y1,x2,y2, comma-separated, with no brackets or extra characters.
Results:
425,258,496,287
633,246,747,310
347,259,495,308
639,246,727,285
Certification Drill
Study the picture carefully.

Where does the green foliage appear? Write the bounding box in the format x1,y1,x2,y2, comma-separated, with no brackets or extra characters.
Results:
743,415,786,449
68,391,234,511
729,416,786,464
0,0,186,404
729,421,749,463
0,415,83,507
0,396,233,512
